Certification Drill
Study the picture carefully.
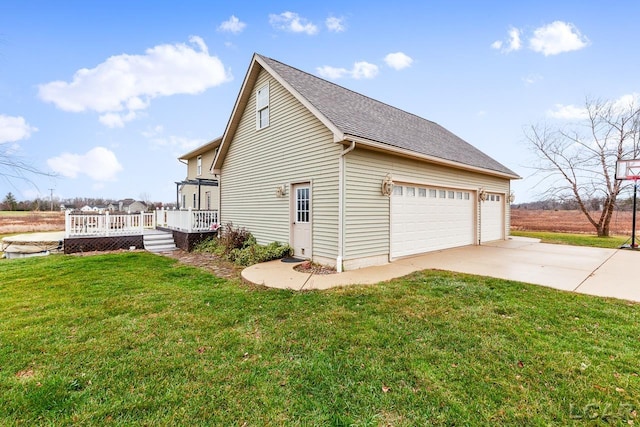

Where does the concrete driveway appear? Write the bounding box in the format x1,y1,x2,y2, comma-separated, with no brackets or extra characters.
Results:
243,237,640,302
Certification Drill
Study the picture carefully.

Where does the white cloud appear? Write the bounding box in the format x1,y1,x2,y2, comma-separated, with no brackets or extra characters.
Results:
547,104,588,120
530,21,589,56
326,16,345,32
317,61,379,80
352,62,379,79
269,11,318,35
47,147,123,181
0,115,38,143
547,93,640,120
38,36,232,127
384,52,413,70
218,15,246,34
316,66,349,79
522,74,543,85
491,26,522,53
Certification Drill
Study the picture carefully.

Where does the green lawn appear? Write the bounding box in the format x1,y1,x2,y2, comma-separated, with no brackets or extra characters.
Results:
511,230,629,249
1,253,638,425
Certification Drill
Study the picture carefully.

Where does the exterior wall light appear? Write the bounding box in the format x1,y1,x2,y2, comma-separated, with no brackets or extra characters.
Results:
381,174,394,196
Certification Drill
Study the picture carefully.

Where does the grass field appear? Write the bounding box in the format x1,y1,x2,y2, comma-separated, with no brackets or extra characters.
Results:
1,252,638,425
510,231,629,249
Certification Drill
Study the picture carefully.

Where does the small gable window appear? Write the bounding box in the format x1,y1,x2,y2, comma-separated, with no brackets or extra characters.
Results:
197,155,202,176
256,83,270,129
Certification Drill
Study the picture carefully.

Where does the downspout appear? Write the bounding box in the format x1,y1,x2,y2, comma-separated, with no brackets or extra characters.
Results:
337,140,356,272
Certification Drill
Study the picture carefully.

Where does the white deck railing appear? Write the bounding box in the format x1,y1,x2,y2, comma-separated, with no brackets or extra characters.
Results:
65,208,220,238
65,211,156,238
156,208,219,232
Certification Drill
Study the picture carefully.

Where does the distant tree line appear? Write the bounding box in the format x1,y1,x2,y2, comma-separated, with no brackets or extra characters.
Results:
513,195,639,212
1,192,175,212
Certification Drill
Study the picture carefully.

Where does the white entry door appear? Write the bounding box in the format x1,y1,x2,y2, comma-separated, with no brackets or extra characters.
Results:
292,183,311,259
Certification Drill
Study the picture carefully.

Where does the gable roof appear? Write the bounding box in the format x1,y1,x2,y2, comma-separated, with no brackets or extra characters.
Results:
213,53,519,179
179,137,222,161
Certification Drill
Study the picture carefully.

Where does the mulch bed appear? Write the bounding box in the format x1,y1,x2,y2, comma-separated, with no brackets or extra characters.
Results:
293,260,337,275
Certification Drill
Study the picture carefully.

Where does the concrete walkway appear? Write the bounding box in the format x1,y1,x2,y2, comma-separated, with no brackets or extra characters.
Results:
242,237,640,302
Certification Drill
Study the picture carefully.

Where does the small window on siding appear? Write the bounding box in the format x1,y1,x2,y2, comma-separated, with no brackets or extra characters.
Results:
429,189,437,198
197,156,202,176
406,187,416,196
418,188,427,197
456,191,462,199
464,192,470,200
256,83,269,129
448,191,455,199
393,185,403,196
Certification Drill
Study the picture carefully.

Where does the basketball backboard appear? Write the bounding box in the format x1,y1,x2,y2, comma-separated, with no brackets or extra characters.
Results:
615,159,640,180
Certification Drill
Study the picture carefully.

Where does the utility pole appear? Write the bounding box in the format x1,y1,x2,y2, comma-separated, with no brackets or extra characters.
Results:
48,188,54,211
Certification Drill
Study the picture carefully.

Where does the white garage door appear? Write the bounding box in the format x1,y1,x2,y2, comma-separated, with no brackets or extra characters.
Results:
481,193,504,242
391,184,475,258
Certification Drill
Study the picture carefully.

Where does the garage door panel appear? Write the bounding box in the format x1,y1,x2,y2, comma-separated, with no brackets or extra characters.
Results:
481,193,504,242
391,184,474,258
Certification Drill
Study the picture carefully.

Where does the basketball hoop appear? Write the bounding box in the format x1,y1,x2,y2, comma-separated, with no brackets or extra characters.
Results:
616,159,640,249
615,159,640,181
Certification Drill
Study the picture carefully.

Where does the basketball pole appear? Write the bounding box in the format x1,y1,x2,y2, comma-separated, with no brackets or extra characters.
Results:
633,179,638,248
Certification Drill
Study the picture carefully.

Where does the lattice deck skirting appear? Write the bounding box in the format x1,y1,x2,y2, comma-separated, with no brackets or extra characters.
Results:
64,235,144,254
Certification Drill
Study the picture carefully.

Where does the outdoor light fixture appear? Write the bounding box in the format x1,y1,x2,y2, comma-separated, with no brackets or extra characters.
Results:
381,174,394,196
508,191,515,203
478,188,487,202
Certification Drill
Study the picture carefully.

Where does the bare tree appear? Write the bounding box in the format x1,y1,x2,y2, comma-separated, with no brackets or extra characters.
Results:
525,97,640,237
0,146,56,193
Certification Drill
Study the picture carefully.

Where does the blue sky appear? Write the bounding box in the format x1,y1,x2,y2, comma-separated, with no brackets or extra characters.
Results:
1,0,639,203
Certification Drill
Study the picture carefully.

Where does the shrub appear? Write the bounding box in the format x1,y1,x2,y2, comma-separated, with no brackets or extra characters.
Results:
219,222,253,254
193,223,292,266
229,241,293,266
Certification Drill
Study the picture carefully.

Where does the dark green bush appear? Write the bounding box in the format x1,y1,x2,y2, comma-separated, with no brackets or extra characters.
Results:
193,223,292,266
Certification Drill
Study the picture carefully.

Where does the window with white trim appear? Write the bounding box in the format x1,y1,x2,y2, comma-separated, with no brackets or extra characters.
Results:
256,83,270,129
406,187,416,197
393,185,403,196
429,189,437,198
197,156,202,176
418,188,427,197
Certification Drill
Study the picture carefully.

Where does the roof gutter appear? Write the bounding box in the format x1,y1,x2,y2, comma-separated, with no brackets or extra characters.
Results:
337,140,356,273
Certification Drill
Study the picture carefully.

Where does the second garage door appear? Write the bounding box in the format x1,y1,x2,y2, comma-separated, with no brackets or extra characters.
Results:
391,184,475,258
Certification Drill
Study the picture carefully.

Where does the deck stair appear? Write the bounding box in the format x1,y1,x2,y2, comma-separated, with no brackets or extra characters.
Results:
143,230,177,253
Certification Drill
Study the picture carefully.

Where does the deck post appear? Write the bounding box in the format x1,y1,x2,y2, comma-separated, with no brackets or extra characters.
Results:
188,207,193,232
105,211,110,237
65,210,70,238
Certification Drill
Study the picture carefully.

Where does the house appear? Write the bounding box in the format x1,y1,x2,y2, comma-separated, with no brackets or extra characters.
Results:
211,54,520,271
107,199,148,213
176,138,221,210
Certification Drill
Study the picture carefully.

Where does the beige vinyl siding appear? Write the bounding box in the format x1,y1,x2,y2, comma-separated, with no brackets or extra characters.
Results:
181,150,219,209
220,69,341,260
344,149,511,260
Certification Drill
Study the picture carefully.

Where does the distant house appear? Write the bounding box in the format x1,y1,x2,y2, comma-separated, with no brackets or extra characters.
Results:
176,138,220,210
107,199,148,213
211,54,520,271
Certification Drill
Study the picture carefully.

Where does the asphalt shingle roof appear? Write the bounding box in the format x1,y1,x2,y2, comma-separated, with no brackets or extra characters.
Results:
259,54,518,177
